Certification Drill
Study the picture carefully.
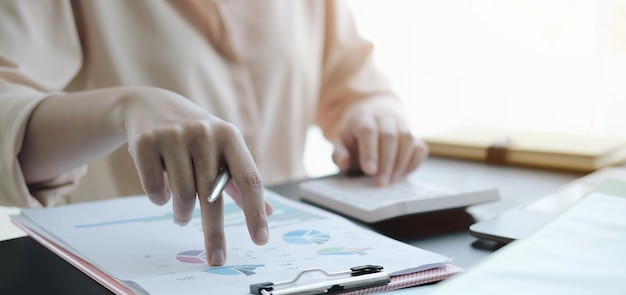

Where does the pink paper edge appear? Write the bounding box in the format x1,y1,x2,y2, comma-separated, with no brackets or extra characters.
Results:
339,264,464,295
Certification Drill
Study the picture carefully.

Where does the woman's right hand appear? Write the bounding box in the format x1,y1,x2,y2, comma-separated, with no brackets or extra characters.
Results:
20,86,270,265
117,87,271,266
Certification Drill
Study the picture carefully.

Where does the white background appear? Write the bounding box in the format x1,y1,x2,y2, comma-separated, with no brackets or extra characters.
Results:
304,0,626,177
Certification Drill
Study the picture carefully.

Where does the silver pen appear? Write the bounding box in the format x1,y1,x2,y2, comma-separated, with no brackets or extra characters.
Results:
208,167,231,203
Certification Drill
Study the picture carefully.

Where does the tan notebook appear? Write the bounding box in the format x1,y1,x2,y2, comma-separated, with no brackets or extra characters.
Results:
423,125,626,172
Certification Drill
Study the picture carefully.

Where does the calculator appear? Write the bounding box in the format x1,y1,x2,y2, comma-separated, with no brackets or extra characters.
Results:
299,174,500,223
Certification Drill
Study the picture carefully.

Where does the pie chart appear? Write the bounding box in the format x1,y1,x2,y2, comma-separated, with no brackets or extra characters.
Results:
282,229,331,245
201,264,264,276
176,250,207,264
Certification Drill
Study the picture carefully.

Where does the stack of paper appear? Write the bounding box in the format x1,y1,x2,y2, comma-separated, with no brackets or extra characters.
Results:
428,179,626,294
423,125,626,172
12,190,462,294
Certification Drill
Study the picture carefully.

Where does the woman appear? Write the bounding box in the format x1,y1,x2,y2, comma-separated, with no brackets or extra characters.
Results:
0,0,427,265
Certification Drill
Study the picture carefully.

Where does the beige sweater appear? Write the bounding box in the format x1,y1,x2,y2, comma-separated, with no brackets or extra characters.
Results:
0,0,396,207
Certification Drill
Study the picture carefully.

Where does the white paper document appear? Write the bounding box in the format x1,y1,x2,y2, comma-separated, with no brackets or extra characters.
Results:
428,180,626,295
13,190,454,294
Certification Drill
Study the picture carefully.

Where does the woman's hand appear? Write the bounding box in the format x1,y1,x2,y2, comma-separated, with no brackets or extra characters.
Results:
119,87,271,266
19,86,270,266
331,96,428,186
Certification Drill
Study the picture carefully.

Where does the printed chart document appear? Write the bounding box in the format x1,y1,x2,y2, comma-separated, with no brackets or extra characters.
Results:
12,190,461,294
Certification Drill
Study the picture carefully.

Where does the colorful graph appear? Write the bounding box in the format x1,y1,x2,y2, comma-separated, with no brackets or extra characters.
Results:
316,247,373,256
224,198,325,229
201,264,264,276
176,250,207,264
282,230,330,245
74,197,325,228
75,195,325,230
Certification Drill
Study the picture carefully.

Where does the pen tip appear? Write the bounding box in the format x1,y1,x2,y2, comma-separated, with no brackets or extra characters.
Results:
208,193,221,203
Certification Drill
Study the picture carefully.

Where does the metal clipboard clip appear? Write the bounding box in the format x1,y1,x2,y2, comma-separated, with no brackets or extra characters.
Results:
249,265,390,295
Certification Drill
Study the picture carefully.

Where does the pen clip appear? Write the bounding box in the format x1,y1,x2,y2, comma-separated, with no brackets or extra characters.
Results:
249,265,389,295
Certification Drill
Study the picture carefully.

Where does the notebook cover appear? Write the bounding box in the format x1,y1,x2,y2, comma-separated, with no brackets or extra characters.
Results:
424,125,626,172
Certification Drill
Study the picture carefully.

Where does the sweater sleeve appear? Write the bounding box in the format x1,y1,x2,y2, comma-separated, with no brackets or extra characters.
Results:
0,1,85,207
316,0,401,140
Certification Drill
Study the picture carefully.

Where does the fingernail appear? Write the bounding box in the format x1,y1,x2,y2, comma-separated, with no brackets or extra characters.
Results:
210,249,225,266
340,157,350,171
366,160,377,174
391,173,401,184
256,227,269,244
375,176,389,187
174,216,189,226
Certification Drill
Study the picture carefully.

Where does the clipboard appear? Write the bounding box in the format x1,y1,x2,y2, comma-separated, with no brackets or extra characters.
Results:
11,191,464,294
250,265,390,295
